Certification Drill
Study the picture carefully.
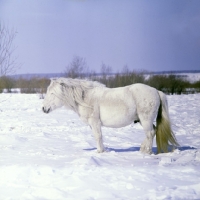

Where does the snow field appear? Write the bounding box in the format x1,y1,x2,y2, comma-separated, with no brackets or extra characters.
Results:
0,93,200,200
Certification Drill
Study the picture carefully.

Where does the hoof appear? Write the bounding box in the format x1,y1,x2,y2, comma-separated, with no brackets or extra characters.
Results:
140,147,152,154
97,149,105,153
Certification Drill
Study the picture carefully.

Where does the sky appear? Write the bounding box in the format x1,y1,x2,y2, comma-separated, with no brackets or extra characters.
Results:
0,0,200,74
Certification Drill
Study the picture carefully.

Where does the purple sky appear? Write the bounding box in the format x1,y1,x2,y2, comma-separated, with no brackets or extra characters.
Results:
0,0,200,74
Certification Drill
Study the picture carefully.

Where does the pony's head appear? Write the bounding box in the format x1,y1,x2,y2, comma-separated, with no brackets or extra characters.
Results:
43,77,105,114
42,79,64,113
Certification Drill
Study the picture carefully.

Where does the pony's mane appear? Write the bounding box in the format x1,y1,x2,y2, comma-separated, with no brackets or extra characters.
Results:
53,78,105,111
57,77,105,89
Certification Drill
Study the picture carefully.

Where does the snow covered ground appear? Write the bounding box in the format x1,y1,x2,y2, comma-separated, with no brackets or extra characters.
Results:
180,73,200,83
0,93,200,200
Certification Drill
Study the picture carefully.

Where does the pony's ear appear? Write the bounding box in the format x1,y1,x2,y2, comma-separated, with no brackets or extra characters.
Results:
60,82,65,87
50,78,57,82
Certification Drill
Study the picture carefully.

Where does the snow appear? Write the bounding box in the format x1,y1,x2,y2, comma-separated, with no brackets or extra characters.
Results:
0,93,200,200
179,73,200,83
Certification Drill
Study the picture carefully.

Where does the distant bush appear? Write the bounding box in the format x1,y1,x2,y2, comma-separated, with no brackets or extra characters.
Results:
15,77,50,94
0,76,16,93
191,80,200,93
92,65,146,88
146,74,190,95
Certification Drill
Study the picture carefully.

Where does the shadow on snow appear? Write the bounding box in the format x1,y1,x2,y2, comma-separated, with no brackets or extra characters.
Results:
83,146,197,153
178,146,197,151
83,147,157,153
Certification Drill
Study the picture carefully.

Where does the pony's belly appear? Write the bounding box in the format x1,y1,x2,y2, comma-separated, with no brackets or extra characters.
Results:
99,105,137,128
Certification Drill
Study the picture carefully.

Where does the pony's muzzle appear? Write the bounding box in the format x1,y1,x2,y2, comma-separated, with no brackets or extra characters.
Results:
42,107,51,113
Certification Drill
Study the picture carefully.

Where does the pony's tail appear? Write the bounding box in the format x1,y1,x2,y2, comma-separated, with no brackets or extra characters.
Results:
156,91,179,153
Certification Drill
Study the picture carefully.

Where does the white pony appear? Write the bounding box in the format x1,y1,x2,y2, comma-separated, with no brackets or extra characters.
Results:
42,78,179,154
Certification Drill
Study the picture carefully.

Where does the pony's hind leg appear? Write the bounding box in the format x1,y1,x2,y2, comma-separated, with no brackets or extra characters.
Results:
140,122,156,154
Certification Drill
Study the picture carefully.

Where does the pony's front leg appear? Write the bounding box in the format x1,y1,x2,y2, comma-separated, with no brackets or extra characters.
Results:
88,118,105,153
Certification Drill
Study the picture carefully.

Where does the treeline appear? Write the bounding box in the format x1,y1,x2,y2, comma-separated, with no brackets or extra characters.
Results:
94,73,200,94
0,76,50,94
63,56,200,95
0,55,200,95
0,72,200,95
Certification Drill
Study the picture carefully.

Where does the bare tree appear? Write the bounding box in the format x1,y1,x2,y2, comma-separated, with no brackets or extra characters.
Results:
97,62,113,87
65,56,88,78
101,62,112,78
0,23,19,76
0,23,20,92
